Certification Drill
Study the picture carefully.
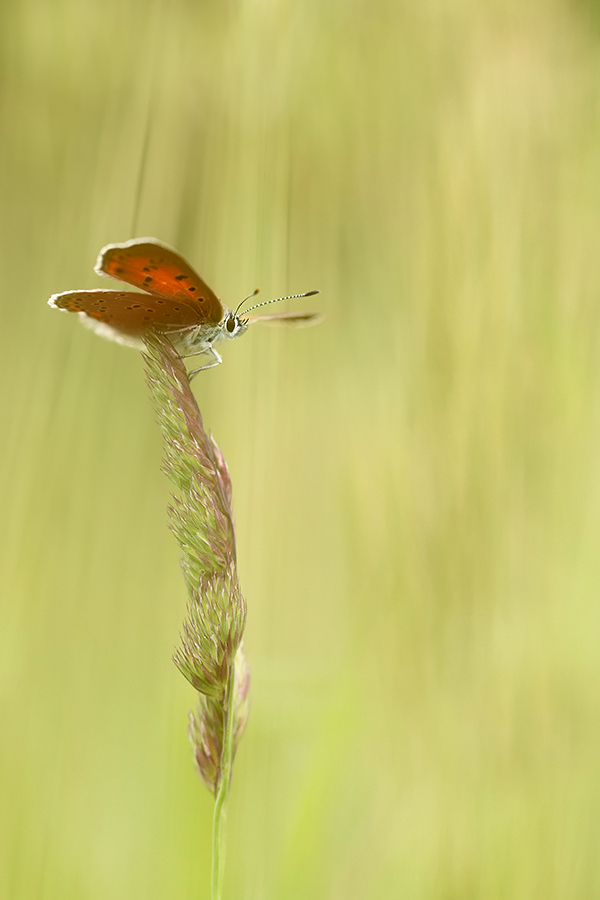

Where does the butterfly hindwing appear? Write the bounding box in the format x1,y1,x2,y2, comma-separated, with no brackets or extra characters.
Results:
49,290,210,336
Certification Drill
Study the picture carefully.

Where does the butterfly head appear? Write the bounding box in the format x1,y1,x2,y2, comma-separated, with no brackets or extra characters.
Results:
221,310,250,341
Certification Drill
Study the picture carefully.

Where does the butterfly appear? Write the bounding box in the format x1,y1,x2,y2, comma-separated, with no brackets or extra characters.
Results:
49,237,320,377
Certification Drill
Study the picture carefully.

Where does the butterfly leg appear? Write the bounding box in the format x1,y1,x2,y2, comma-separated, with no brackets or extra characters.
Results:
187,345,223,380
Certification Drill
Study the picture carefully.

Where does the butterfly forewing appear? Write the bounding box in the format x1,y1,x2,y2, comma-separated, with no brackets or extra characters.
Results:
49,290,212,336
95,238,224,325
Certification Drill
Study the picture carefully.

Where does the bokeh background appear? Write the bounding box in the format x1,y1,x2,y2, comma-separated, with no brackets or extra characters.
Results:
2,0,600,897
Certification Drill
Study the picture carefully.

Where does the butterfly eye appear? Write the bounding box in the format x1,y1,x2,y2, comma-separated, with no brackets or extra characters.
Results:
226,315,237,333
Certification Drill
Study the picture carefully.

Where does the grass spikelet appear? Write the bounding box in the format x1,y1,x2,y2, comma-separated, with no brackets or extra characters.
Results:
143,333,249,898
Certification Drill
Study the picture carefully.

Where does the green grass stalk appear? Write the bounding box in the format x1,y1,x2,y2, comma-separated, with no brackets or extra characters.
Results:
143,334,250,898
211,661,236,900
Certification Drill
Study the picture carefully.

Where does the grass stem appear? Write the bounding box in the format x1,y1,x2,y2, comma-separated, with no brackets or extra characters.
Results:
211,661,237,900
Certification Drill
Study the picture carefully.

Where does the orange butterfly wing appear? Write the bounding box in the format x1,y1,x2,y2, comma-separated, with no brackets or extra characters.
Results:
49,290,212,336
95,238,224,325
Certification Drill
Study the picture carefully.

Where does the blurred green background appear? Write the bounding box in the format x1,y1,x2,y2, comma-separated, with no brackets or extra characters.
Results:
2,0,600,897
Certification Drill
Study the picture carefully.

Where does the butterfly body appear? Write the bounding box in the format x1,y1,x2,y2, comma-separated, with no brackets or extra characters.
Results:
49,237,319,374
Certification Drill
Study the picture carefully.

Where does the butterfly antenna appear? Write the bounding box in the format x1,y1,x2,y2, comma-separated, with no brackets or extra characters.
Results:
234,288,260,316
240,289,319,317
